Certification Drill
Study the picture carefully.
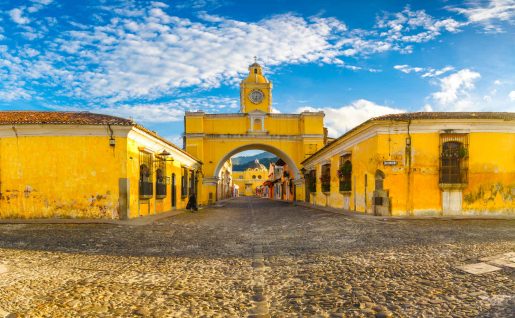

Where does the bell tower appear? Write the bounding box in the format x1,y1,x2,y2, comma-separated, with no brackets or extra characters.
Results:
240,59,272,113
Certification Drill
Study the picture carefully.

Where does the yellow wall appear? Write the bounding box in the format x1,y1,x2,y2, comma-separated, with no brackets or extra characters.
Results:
0,135,126,218
302,121,515,217
0,126,200,219
233,167,268,196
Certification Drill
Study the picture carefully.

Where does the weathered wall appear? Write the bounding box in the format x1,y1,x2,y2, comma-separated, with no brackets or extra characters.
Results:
0,135,126,218
303,120,515,217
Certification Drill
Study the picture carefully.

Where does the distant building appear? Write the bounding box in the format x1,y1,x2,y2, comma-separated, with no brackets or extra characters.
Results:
233,159,268,196
217,159,233,201
0,111,201,219
301,112,515,217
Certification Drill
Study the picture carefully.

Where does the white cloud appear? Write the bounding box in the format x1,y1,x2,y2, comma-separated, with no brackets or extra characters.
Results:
509,90,515,101
52,5,350,102
451,0,515,32
51,97,239,123
9,8,30,25
376,7,463,44
297,99,405,137
421,66,455,78
0,87,31,101
394,64,424,73
393,64,454,78
431,69,481,106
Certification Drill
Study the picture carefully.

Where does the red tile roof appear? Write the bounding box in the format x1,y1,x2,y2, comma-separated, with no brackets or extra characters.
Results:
0,111,133,125
0,111,200,163
371,112,515,121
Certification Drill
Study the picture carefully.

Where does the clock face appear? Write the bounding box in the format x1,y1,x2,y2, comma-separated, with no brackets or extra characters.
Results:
249,89,264,104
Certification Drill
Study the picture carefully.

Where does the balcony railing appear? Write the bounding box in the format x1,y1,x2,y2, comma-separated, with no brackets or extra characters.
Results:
139,181,153,199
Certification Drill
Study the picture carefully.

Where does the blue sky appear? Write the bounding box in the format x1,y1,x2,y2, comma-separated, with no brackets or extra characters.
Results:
1,0,514,146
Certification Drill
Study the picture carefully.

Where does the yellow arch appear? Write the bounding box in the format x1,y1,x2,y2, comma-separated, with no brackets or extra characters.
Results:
213,143,300,179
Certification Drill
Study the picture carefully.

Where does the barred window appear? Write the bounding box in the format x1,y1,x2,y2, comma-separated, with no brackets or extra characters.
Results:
339,155,352,191
156,157,167,199
181,167,188,197
321,163,331,193
139,151,153,199
440,134,469,185
307,170,316,192
189,170,196,195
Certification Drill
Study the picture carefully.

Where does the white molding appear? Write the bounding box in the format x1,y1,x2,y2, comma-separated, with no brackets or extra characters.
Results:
303,119,515,168
0,124,132,138
129,127,200,168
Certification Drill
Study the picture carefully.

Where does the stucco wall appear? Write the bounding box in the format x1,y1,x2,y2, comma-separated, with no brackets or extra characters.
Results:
0,135,126,218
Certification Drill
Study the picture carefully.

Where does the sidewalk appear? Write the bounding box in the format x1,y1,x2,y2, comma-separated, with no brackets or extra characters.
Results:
0,209,188,226
292,200,515,221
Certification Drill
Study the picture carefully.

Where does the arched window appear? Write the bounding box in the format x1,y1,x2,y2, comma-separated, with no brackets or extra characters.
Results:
338,156,352,191
156,166,166,198
440,141,467,184
252,175,256,179
139,151,153,198
258,175,262,179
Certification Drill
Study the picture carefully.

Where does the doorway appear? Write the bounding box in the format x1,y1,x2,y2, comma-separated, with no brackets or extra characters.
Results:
171,173,176,208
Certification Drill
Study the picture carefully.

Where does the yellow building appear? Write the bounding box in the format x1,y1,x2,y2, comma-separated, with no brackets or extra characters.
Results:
233,159,268,196
0,111,201,219
217,159,234,200
184,61,326,206
301,112,515,217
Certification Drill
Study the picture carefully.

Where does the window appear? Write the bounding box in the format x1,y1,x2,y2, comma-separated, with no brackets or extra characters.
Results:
252,175,256,179
306,170,316,192
181,167,188,197
189,170,196,195
253,118,262,132
258,175,262,179
338,155,352,191
155,157,167,199
439,134,468,185
321,163,331,192
239,176,243,179
139,151,153,199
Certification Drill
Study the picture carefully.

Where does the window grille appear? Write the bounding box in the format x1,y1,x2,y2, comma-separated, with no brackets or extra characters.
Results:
339,154,352,191
189,170,196,195
439,134,469,185
321,163,331,192
181,167,188,197
155,156,167,198
139,151,153,199
307,170,316,192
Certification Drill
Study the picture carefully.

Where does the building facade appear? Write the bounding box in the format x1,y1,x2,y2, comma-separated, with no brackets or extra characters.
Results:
301,112,515,217
184,62,326,206
0,112,201,219
232,159,268,196
217,159,234,200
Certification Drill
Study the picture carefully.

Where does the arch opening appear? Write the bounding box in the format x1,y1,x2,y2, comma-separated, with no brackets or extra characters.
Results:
213,144,301,180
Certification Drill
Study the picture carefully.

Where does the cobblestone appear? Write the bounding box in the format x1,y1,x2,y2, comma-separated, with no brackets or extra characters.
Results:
0,197,513,317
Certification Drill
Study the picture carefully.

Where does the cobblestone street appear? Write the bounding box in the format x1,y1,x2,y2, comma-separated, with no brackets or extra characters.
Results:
0,197,514,317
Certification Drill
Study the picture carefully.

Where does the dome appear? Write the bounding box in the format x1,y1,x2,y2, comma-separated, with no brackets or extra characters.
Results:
247,159,266,170
241,61,269,84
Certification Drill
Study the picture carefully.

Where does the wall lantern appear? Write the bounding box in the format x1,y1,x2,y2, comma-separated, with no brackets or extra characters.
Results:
157,149,174,162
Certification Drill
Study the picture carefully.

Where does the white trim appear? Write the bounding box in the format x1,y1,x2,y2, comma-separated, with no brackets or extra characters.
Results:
129,127,200,168
303,119,514,168
0,124,132,138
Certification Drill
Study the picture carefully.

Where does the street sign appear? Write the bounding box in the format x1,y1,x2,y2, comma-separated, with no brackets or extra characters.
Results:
383,160,398,166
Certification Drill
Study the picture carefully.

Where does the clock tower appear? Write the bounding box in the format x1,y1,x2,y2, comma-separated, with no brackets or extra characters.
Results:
240,61,272,113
